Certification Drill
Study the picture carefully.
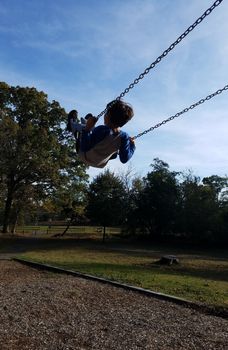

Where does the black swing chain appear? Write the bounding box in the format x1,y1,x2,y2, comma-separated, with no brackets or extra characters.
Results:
133,85,228,139
96,0,224,120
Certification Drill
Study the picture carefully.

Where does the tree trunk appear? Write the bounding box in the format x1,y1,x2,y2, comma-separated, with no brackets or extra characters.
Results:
60,219,72,236
102,226,106,243
11,210,19,235
2,194,13,233
52,216,73,237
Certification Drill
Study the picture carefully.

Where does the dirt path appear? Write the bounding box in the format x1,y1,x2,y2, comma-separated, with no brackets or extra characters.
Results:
0,260,227,350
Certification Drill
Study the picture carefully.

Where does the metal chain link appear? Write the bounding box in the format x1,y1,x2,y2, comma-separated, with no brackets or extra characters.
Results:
96,0,223,120
133,85,228,139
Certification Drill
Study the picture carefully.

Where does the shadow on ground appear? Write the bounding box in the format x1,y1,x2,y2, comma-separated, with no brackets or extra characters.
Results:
1,236,227,283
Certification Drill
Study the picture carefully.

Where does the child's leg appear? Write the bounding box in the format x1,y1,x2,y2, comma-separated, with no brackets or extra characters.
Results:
75,131,80,153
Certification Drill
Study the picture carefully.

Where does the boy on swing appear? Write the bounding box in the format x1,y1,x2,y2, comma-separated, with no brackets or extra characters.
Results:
67,100,135,168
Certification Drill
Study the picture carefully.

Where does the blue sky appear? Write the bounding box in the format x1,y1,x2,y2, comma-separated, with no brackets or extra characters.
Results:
0,0,227,180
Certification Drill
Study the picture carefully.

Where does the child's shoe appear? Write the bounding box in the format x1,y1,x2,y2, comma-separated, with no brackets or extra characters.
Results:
80,117,87,125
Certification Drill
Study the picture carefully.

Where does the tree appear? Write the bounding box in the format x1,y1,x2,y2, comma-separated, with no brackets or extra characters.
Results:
118,165,142,233
41,174,89,236
86,170,126,239
179,172,219,241
135,158,180,238
124,175,144,235
202,175,228,202
0,82,88,233
202,175,228,243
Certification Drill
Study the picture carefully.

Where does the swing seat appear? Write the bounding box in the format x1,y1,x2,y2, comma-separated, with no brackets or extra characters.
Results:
78,133,122,168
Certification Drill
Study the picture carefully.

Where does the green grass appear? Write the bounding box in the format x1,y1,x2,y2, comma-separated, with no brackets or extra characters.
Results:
5,237,227,309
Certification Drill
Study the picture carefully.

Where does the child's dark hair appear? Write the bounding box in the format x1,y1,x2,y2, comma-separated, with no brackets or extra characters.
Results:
106,100,134,127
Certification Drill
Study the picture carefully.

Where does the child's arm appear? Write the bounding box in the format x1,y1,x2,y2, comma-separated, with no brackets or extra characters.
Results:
119,132,136,163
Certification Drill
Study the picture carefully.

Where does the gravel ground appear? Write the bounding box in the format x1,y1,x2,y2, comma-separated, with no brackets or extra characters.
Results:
0,261,227,350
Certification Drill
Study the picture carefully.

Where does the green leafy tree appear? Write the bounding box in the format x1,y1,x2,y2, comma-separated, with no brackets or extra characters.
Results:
179,172,219,241
124,176,144,235
41,175,89,236
118,165,143,234
202,175,228,202
135,158,180,238
0,82,88,233
202,175,228,243
86,170,126,237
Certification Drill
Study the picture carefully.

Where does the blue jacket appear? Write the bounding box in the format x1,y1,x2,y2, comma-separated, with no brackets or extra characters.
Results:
79,125,135,167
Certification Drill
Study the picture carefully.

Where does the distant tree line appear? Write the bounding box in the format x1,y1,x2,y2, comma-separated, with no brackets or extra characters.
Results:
84,161,228,245
0,82,227,245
